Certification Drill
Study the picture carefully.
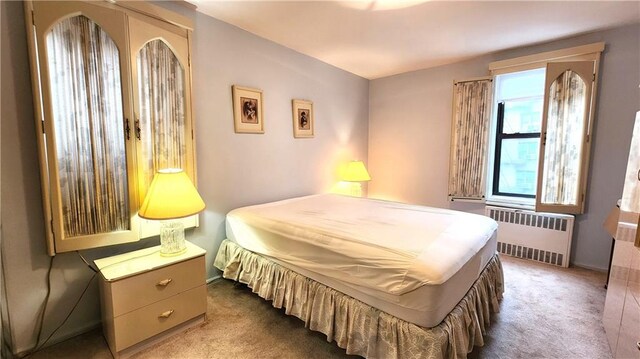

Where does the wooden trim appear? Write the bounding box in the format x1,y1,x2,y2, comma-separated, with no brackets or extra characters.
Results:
23,1,56,256
174,0,198,12
449,197,486,203
535,60,597,215
186,30,199,219
115,1,193,31
635,215,640,248
453,75,492,84
489,42,605,73
29,1,140,253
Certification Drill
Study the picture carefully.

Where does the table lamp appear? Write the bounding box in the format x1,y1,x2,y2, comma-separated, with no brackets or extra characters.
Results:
342,160,371,197
138,169,206,256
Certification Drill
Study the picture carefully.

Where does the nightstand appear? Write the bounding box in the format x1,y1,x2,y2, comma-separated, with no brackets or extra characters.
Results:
95,241,207,358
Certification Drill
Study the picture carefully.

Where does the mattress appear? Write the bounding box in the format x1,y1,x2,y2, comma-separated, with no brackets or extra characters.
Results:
225,194,498,327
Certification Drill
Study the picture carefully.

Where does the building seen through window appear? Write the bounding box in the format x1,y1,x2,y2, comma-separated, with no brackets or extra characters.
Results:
492,68,546,198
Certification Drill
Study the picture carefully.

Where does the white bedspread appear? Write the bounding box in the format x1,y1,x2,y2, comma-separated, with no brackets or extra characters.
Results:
226,194,497,295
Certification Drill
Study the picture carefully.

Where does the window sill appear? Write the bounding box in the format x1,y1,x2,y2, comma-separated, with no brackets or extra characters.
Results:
485,196,535,211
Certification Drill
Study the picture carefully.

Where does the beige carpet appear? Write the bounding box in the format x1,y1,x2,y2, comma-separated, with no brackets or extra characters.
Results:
29,255,611,359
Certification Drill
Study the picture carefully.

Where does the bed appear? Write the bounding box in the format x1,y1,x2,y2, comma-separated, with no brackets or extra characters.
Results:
214,194,503,358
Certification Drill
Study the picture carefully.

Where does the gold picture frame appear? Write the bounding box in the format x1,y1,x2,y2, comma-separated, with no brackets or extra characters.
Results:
292,99,314,138
232,85,264,134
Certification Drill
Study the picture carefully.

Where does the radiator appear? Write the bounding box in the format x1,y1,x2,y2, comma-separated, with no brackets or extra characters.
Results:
485,206,574,267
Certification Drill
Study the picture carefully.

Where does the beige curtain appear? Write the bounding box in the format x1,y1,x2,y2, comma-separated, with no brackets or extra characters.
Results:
46,15,129,237
540,70,587,205
137,39,187,193
448,79,493,200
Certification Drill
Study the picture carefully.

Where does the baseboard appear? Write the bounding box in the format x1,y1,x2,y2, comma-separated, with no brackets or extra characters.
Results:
206,275,221,284
15,319,101,356
571,262,607,273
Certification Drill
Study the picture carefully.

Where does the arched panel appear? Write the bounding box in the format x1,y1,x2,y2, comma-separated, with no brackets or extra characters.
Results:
30,0,139,253
46,15,130,237
127,13,197,239
536,61,595,214
136,39,187,194
539,70,588,206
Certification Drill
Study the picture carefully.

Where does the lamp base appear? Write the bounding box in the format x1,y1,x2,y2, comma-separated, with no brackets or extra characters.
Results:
349,183,363,197
160,221,187,256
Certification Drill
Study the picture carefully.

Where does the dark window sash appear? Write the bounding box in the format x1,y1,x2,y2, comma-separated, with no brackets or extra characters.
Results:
492,101,539,199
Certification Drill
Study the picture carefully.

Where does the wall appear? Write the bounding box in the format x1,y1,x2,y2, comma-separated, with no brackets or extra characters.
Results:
0,1,368,353
369,23,640,271
187,10,369,264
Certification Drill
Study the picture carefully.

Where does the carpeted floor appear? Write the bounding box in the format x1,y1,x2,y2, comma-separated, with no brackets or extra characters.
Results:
29,255,611,359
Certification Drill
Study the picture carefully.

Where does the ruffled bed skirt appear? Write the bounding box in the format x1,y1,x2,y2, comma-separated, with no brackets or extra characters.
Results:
214,239,504,359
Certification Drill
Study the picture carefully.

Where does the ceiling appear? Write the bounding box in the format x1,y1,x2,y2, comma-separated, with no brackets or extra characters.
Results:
191,1,640,79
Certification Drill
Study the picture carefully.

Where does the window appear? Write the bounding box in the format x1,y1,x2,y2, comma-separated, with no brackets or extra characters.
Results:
492,68,545,199
25,1,197,254
487,44,602,214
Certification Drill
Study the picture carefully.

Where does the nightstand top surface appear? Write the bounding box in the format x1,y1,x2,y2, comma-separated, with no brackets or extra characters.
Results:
95,241,206,281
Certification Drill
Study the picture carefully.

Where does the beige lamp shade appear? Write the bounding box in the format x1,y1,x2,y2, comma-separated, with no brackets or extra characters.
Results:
138,169,206,220
342,160,371,182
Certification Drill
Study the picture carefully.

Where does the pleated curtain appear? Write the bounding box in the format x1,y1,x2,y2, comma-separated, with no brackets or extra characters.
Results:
448,79,493,200
46,15,129,237
539,70,586,206
137,40,187,193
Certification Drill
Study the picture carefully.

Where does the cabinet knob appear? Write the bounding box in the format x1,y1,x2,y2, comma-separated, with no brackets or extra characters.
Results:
156,278,172,287
158,309,174,319
637,341,640,351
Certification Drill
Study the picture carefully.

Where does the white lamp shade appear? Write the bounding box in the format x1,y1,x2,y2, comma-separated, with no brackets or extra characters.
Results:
138,169,205,220
342,161,371,182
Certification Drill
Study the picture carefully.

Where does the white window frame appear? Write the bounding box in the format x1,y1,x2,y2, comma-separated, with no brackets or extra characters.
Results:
486,42,604,212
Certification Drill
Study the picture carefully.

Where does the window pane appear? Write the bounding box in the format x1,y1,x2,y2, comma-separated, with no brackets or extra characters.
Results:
137,40,186,195
540,70,587,205
498,138,540,196
503,98,543,134
496,68,546,100
46,15,130,237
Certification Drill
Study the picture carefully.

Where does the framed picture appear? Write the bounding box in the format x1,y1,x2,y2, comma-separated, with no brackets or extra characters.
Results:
232,85,264,134
292,99,314,138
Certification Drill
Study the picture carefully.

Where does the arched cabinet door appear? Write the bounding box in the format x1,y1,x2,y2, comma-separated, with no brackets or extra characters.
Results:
31,1,139,252
535,61,595,214
128,14,197,238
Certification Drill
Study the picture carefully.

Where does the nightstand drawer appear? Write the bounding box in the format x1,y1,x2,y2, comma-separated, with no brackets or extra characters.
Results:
109,256,205,316
113,284,207,351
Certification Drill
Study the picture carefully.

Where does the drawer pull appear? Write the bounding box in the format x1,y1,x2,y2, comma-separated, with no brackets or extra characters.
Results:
158,310,174,318
156,278,172,287
637,341,640,351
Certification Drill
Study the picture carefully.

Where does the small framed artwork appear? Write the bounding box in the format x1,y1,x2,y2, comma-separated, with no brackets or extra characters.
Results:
232,85,264,134
292,99,314,138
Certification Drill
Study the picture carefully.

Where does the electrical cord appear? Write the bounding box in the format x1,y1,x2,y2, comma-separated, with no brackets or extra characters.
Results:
24,256,54,359
20,248,159,357
76,251,98,273
17,247,161,358
24,271,98,357
19,251,97,359
1,226,17,358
